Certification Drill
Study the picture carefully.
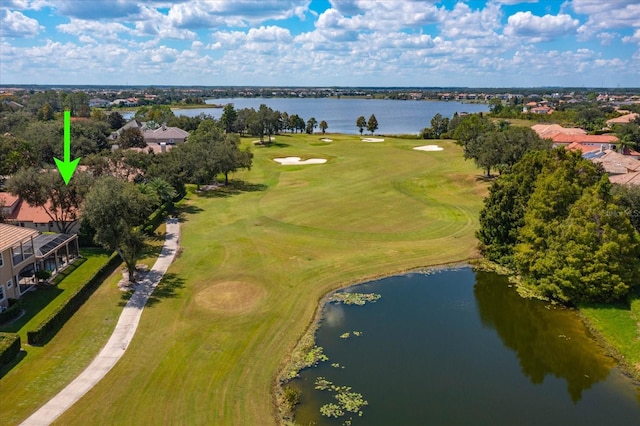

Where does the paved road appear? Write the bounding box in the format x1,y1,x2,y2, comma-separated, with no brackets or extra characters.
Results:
20,219,180,426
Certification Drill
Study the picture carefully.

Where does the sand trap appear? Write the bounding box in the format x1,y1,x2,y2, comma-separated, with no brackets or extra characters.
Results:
196,282,266,314
414,145,444,151
273,157,327,165
320,138,333,142
362,138,385,142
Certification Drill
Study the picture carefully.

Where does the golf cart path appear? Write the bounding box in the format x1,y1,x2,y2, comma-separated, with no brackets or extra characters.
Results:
21,218,181,426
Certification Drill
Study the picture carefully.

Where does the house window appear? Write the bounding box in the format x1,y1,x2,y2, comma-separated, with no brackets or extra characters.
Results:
0,253,3,268
7,279,12,288
0,285,4,301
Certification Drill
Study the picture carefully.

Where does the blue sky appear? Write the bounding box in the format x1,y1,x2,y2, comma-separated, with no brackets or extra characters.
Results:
1,0,639,87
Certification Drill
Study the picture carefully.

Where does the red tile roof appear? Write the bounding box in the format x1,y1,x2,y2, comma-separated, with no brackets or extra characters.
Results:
565,142,603,153
551,133,618,144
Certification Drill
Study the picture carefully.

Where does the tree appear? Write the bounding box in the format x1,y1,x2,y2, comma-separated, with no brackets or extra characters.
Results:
305,117,318,134
518,177,640,304
0,134,37,175
488,98,504,115
83,177,154,282
477,150,564,266
107,112,126,130
36,102,55,121
429,113,449,138
118,127,146,149
213,134,253,184
366,114,379,135
612,184,640,234
7,167,94,234
319,120,328,134
356,116,366,135
220,104,238,133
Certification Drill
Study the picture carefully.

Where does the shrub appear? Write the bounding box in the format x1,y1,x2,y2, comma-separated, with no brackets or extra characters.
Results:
27,253,121,346
0,299,22,324
0,332,21,366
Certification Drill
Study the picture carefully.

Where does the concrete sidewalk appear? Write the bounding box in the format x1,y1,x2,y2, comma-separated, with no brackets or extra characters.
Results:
20,219,181,426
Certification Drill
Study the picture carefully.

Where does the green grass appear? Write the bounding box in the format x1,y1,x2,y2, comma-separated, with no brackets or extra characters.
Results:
0,229,167,425
580,295,640,379
2,134,489,425
0,249,110,338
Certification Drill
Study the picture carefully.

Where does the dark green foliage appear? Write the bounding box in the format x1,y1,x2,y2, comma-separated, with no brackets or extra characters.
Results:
220,104,237,133
107,111,126,131
611,184,640,233
477,150,553,265
82,177,154,282
26,253,121,346
282,386,301,410
0,299,22,324
366,114,378,134
0,333,21,366
356,116,366,135
118,127,146,149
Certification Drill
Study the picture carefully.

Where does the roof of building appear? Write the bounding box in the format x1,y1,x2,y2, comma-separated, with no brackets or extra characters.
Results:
0,223,38,251
0,192,20,209
609,171,640,186
143,126,189,141
606,113,640,125
0,193,77,225
565,142,604,153
551,133,618,144
586,149,640,174
531,124,586,139
33,233,75,257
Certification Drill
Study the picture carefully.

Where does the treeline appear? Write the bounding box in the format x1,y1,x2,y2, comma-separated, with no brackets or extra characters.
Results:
218,104,329,139
478,148,640,305
424,113,552,176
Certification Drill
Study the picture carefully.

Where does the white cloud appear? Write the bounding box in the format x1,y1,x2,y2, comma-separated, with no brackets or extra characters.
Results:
570,0,640,30
57,19,133,41
622,29,640,45
504,11,579,42
0,9,43,37
596,31,617,46
439,2,502,39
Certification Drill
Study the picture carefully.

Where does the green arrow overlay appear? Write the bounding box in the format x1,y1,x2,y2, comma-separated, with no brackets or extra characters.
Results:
54,110,81,185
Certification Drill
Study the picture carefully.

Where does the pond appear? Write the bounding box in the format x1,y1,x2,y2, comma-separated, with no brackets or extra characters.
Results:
292,268,640,425
122,97,489,135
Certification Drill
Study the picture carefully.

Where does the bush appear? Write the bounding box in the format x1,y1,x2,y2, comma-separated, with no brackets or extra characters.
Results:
143,202,171,236
0,332,21,366
27,253,121,346
0,299,22,324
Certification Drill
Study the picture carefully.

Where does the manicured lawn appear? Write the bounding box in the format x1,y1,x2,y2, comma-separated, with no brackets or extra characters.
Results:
5,134,489,425
0,230,167,425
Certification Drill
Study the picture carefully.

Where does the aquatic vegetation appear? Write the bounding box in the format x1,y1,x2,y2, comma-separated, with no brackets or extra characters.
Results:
314,377,333,391
320,403,344,418
304,346,329,366
352,331,362,337
340,332,351,339
316,378,369,420
282,386,301,410
331,363,342,368
329,292,381,305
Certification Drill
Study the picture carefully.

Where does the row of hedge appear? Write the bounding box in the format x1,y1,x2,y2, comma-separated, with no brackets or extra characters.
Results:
0,299,22,324
0,332,21,366
26,253,121,346
143,202,171,236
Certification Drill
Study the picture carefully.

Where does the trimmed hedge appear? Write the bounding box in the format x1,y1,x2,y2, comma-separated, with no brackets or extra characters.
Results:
143,202,171,236
0,332,21,366
27,253,121,346
0,299,22,324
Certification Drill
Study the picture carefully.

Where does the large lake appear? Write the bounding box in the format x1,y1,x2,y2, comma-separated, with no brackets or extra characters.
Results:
125,98,489,135
293,268,640,425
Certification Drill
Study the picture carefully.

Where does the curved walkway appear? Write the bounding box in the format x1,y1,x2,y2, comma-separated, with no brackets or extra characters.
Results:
21,218,181,426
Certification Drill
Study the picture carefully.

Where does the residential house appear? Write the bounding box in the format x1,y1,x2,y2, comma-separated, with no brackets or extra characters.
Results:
609,172,640,186
0,223,79,308
548,133,618,150
0,192,80,234
583,149,640,175
606,113,640,126
89,98,111,108
531,124,586,139
143,124,189,144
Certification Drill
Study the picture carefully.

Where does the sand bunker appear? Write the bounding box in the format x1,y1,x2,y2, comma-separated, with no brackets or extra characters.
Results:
273,157,327,165
362,138,385,142
320,138,333,142
196,282,266,314
414,145,444,151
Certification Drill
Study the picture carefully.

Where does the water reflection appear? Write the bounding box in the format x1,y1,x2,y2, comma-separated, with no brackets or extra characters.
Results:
474,271,614,403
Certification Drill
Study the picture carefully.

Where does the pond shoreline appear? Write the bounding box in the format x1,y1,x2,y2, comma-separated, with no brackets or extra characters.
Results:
273,259,473,424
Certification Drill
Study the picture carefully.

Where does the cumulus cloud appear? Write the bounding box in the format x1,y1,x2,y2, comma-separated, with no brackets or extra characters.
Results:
570,0,640,30
504,11,579,42
54,0,141,19
0,9,43,37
